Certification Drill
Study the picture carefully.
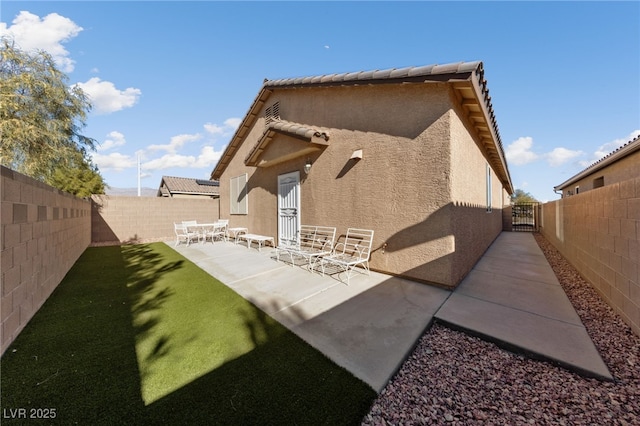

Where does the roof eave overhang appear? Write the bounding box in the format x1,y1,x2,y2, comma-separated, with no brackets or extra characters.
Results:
245,122,330,167
452,72,514,194
211,87,273,180
168,190,219,196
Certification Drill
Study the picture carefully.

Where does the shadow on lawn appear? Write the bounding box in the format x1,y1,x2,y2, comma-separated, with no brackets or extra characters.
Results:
1,244,376,424
0,246,148,424
121,244,183,364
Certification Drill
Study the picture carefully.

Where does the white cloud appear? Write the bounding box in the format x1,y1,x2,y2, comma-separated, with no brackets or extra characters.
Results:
97,131,126,151
91,152,136,171
204,117,241,136
506,136,585,167
0,11,82,72
147,133,202,154
505,137,539,165
224,117,242,129
580,129,640,167
74,77,141,114
195,146,224,167
204,123,225,135
142,146,223,171
545,147,583,167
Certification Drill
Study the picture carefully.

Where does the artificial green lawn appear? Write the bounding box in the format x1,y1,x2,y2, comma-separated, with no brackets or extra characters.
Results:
1,243,376,425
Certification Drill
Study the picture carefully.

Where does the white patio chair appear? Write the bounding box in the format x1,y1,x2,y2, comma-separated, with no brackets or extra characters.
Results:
318,228,374,284
204,220,228,243
276,225,336,271
182,220,203,242
174,222,199,246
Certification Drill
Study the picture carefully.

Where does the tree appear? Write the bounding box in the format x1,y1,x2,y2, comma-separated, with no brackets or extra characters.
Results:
48,150,105,197
0,37,106,195
510,189,539,204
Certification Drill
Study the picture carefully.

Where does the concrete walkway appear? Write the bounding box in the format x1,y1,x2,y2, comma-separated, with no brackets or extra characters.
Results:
435,232,613,381
169,231,612,392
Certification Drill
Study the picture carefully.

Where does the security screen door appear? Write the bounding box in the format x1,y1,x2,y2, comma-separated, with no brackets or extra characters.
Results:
277,171,300,246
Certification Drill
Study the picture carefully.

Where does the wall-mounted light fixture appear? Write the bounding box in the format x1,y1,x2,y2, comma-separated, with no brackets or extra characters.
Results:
304,158,312,174
350,149,363,160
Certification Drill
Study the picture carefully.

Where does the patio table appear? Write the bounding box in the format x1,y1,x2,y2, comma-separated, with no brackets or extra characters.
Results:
187,222,227,243
238,234,274,251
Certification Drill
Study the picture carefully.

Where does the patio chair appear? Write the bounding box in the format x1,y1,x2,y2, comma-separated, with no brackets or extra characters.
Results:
318,228,374,284
276,225,336,270
182,220,203,242
174,222,199,246
204,220,228,243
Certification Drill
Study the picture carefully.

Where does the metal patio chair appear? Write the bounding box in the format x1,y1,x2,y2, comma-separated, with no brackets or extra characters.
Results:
317,228,374,284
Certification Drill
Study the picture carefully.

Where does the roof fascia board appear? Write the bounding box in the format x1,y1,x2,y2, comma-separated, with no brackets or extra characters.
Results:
168,191,219,195
263,72,475,90
211,88,273,179
468,70,513,193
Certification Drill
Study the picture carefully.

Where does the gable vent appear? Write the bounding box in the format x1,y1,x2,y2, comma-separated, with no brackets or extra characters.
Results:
265,101,280,125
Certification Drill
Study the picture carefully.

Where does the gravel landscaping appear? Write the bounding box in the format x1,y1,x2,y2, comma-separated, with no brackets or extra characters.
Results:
363,234,640,425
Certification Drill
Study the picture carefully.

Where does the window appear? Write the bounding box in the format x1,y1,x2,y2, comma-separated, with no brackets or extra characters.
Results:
575,186,580,195
593,176,604,189
486,163,492,212
230,174,248,214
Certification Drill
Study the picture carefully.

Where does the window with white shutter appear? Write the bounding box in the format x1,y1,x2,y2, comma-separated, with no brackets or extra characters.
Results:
230,174,248,215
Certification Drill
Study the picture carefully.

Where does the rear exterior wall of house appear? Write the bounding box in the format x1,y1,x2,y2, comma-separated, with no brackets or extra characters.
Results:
218,83,508,287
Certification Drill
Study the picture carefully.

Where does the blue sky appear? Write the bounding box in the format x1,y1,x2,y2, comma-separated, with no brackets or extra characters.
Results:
1,1,638,201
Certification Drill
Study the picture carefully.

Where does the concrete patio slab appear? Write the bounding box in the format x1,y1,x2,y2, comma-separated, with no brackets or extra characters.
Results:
285,276,450,391
169,241,450,391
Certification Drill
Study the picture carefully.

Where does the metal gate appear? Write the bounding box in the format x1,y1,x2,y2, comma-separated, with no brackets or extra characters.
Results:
512,203,540,232
277,171,300,246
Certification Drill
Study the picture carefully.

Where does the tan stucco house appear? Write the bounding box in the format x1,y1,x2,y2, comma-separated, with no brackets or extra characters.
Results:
157,175,219,199
554,134,640,198
210,61,514,288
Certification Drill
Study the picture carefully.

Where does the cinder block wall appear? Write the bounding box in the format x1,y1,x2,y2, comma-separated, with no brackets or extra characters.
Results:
1,166,91,354
91,195,219,245
540,177,639,336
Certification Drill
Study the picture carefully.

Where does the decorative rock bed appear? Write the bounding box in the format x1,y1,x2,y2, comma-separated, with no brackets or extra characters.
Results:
363,234,639,425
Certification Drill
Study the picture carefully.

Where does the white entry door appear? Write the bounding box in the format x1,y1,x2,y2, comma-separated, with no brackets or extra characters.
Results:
277,171,300,246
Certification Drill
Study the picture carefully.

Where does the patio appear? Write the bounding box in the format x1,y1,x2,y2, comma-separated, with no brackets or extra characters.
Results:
171,231,613,387
169,239,451,392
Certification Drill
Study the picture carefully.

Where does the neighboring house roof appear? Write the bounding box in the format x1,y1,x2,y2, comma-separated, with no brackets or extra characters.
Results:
157,176,220,197
210,61,513,193
554,134,640,191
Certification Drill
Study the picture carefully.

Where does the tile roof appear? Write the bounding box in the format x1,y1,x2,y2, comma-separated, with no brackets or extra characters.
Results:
264,61,483,88
245,120,330,166
211,60,512,193
554,134,640,190
158,176,219,196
